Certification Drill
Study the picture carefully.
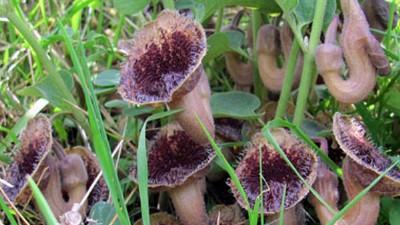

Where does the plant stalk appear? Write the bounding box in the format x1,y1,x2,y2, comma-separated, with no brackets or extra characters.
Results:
293,0,327,126
251,9,267,102
275,41,301,119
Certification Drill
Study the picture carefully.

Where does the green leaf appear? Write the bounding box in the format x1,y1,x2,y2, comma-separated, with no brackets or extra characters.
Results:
276,0,298,13
204,31,247,63
390,201,400,225
113,0,149,15
211,91,261,119
175,0,205,21
286,116,327,138
293,0,336,29
94,87,117,95
17,71,74,110
93,69,120,87
300,118,326,138
104,100,155,116
105,99,130,108
124,106,155,117
293,0,314,25
194,0,280,22
89,201,121,225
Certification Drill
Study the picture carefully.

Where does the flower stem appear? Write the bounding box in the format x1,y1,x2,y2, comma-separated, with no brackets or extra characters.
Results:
275,40,300,119
251,9,267,102
293,0,327,126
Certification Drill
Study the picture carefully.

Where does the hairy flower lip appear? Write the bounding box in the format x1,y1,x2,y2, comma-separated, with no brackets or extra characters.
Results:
130,123,215,188
118,9,214,145
2,115,53,203
230,129,318,214
332,112,400,195
118,10,207,106
130,123,215,225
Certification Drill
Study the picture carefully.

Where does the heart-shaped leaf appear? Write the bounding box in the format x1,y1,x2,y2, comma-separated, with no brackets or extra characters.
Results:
276,0,298,14
204,31,247,63
113,0,149,16
211,91,261,119
89,201,121,225
293,0,336,30
93,69,120,87
390,200,400,225
17,71,74,110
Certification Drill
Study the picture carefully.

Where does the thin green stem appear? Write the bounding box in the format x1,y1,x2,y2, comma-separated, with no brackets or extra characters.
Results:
275,40,300,119
215,7,224,32
107,14,124,67
285,18,307,52
383,0,397,46
258,146,264,225
3,1,90,136
293,0,327,126
96,3,105,33
251,9,266,102
113,15,125,46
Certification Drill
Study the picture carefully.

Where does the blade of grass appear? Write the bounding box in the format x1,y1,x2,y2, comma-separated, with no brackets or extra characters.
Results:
265,118,342,177
275,41,301,119
262,121,337,216
196,114,272,225
27,176,58,225
57,22,131,225
0,194,18,225
258,145,264,225
194,115,252,214
278,185,287,225
136,109,183,225
249,196,262,225
326,159,400,225
0,1,90,135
